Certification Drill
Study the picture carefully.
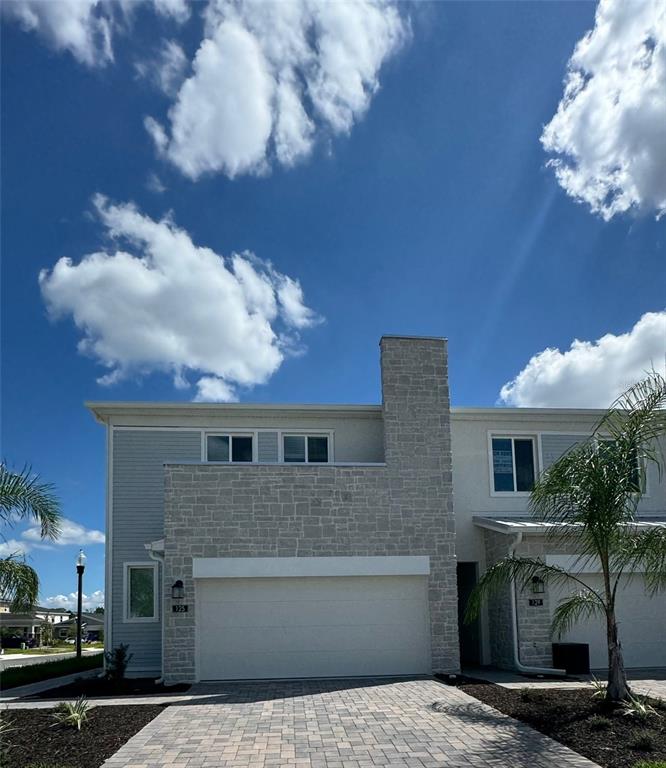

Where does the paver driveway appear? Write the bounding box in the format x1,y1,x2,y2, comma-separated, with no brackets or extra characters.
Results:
102,677,598,768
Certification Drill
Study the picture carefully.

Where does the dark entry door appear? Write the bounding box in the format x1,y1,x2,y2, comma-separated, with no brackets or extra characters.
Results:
457,562,481,666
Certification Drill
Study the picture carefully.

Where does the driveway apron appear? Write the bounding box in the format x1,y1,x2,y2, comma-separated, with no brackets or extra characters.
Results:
101,677,598,767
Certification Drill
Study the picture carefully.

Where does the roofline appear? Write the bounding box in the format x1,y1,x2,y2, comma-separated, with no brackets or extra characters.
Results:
86,401,384,424
86,400,610,424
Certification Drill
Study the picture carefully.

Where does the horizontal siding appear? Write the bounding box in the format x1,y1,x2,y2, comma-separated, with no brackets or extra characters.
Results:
257,431,279,463
111,430,201,671
540,434,587,471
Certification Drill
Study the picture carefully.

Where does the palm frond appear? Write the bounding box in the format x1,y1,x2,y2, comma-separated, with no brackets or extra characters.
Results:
464,556,596,623
0,555,39,611
551,589,606,638
611,525,666,595
0,463,61,540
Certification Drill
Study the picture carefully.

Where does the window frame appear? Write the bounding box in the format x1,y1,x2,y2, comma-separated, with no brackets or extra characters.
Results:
123,562,159,623
279,432,332,464
488,433,538,496
205,433,256,463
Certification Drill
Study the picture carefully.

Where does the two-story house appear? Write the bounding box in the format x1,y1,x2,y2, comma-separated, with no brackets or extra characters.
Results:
88,335,666,683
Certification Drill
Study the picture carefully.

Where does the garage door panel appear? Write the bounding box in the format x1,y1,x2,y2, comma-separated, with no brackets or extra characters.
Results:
208,622,424,655
199,576,426,603
550,574,666,669
199,648,427,681
197,574,431,680
200,598,427,630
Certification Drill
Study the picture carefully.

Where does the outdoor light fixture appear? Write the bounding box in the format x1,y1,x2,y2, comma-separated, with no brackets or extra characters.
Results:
75,549,86,659
531,576,545,594
171,580,185,600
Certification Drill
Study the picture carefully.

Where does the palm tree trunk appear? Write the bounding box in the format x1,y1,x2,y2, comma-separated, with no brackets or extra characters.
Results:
606,612,630,702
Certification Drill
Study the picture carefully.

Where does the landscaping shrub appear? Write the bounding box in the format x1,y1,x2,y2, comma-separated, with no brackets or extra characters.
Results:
632,762,666,768
628,732,656,752
0,653,102,690
52,696,90,731
588,714,612,730
104,643,132,682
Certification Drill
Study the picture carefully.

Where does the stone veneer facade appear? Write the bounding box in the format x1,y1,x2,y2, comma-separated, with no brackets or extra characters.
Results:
162,336,459,683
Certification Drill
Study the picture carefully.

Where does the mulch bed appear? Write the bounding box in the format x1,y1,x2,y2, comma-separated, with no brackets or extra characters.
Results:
437,675,666,768
33,677,190,699
1,704,165,768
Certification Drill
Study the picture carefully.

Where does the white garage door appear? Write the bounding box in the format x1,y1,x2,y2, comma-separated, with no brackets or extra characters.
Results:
550,574,666,669
196,575,431,680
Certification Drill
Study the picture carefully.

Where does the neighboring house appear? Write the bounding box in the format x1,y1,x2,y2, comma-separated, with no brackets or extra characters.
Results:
34,606,72,625
88,335,666,682
55,612,104,641
0,613,46,646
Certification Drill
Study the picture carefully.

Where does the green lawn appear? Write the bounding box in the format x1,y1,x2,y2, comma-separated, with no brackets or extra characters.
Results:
0,652,103,689
2,646,73,655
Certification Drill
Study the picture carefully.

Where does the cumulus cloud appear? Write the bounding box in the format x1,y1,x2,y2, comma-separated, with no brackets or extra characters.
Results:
146,0,409,178
0,539,30,558
500,311,666,407
39,195,320,400
22,518,105,547
542,0,666,220
43,590,105,612
3,0,189,67
135,38,189,97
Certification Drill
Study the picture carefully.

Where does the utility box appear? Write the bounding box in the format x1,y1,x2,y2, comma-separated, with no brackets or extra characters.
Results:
552,642,590,674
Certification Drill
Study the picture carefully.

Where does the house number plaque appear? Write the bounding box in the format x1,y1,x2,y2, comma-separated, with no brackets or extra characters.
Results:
172,604,189,612
528,598,543,607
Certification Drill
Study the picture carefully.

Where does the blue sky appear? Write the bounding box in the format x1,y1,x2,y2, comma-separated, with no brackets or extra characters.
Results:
1,0,665,606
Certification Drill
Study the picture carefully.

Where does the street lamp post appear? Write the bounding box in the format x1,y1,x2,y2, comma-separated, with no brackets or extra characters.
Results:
75,550,86,659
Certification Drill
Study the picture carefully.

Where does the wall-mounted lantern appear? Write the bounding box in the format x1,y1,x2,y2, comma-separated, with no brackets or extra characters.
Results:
171,580,185,600
531,576,545,594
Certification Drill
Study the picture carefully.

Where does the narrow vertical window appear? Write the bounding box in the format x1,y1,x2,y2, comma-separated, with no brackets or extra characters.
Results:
126,565,157,621
492,437,536,493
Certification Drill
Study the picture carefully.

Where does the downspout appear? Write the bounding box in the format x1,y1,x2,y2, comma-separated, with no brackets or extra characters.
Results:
146,547,165,684
508,532,565,676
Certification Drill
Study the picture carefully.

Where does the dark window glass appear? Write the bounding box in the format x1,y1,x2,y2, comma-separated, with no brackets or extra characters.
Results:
231,436,253,462
308,436,329,463
129,567,154,619
207,435,229,462
284,436,306,462
514,439,535,492
492,438,514,492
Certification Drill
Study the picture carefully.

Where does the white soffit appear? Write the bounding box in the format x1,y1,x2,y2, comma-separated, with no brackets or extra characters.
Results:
192,555,430,579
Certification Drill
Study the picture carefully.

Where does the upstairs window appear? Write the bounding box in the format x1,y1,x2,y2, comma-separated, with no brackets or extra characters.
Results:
492,437,536,493
206,434,253,462
598,439,642,492
283,435,329,463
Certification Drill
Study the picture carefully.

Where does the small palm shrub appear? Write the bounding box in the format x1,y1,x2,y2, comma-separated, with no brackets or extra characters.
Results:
52,696,89,731
104,643,132,683
621,694,661,722
590,676,607,699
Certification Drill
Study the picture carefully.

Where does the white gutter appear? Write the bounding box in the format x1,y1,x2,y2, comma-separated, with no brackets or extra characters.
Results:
508,532,566,676
145,544,165,684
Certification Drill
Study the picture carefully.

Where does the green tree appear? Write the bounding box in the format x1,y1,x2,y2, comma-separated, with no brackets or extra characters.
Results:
0,463,61,611
466,373,666,702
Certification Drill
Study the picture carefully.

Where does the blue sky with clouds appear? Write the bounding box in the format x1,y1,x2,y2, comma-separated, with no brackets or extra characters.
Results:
1,0,665,606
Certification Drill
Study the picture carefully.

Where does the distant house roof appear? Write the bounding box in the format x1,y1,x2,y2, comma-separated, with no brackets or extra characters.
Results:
0,613,46,626
57,613,104,628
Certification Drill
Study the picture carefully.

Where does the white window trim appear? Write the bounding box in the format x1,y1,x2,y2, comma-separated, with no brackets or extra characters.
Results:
204,432,257,463
123,562,159,623
279,432,333,464
488,433,538,497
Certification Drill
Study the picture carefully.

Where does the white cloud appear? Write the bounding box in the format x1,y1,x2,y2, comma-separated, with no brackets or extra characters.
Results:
22,518,105,547
3,0,189,67
146,0,409,179
135,38,189,97
0,539,30,558
146,172,167,194
39,195,320,400
500,311,666,407
43,590,105,612
542,0,666,220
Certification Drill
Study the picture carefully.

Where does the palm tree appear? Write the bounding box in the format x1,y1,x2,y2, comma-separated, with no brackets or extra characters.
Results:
0,463,61,611
466,373,666,702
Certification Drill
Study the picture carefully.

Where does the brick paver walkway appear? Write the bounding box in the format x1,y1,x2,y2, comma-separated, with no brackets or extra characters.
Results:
102,678,597,768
